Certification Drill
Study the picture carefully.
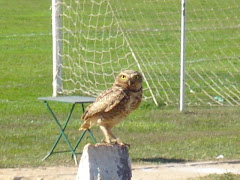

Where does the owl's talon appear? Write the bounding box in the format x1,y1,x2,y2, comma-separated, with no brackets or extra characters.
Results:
112,138,130,148
118,142,130,148
123,143,131,148
99,138,130,149
101,140,110,144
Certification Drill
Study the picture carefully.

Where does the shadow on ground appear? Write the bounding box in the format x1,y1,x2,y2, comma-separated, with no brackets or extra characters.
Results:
134,157,189,164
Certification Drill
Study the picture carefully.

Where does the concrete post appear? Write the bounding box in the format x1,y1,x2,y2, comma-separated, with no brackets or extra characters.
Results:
76,143,132,180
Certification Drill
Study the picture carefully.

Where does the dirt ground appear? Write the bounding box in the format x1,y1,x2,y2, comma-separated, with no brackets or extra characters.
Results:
0,160,240,180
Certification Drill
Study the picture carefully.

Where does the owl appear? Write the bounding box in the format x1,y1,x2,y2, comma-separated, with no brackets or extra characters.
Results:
79,70,143,146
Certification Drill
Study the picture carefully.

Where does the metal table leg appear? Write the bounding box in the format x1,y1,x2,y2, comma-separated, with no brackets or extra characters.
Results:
72,104,97,151
41,100,97,165
42,101,78,165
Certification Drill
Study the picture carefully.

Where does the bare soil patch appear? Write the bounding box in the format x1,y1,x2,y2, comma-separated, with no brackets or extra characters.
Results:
0,160,239,180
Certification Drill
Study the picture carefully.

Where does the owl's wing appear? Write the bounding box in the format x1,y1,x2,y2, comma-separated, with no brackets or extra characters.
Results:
82,87,127,120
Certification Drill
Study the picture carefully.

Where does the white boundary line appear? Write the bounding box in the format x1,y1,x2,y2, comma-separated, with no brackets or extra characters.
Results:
0,32,51,38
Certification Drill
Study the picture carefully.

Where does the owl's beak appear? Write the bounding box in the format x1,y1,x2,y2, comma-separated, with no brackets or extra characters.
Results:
128,80,131,86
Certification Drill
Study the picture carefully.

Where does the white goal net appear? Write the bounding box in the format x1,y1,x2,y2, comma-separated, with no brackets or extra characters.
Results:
184,0,240,106
52,0,240,107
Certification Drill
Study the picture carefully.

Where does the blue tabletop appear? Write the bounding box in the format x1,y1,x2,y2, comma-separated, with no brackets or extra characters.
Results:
38,96,96,104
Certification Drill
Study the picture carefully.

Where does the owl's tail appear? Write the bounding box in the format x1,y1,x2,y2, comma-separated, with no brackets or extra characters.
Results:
79,120,90,131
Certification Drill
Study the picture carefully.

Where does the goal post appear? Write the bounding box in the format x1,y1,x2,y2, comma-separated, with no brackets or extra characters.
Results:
180,0,186,111
52,0,62,97
51,0,240,108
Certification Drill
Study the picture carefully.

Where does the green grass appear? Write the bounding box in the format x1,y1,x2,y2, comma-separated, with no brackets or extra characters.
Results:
1,104,240,167
0,0,240,168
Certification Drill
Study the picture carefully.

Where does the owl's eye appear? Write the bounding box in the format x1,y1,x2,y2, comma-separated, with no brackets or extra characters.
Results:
121,75,126,80
134,75,139,80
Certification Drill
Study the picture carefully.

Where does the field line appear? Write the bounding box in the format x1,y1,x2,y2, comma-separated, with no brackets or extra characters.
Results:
0,32,51,38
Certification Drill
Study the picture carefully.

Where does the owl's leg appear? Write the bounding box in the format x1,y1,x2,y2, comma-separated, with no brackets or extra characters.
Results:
100,125,130,147
100,125,115,143
107,128,117,140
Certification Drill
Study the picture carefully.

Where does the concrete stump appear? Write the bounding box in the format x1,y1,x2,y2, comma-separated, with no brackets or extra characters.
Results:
76,143,132,180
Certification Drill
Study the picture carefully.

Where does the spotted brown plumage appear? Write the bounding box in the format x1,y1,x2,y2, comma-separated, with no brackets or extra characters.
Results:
79,70,143,145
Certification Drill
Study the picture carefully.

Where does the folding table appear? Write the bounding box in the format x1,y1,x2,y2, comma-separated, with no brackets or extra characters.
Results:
38,96,97,165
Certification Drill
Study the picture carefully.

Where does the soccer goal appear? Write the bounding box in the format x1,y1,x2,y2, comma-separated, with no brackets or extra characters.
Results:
51,0,240,108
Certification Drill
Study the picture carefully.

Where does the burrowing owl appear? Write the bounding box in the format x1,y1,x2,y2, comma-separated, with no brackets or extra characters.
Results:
79,70,143,145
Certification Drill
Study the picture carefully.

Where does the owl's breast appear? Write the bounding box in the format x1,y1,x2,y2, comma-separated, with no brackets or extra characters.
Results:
128,91,142,111
97,90,142,126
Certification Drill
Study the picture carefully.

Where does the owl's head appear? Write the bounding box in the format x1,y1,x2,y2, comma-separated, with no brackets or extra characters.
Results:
114,70,143,90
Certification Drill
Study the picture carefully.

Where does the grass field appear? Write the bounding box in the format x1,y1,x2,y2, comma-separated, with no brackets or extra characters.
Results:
0,0,240,169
